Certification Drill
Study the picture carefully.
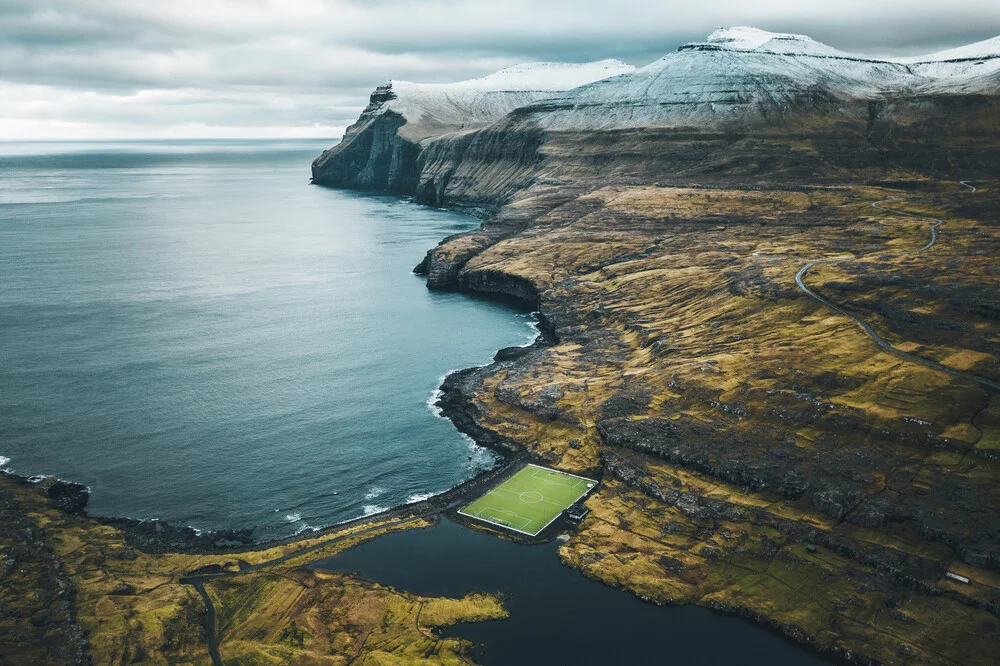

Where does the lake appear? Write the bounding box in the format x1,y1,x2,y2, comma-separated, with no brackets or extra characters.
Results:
316,516,833,665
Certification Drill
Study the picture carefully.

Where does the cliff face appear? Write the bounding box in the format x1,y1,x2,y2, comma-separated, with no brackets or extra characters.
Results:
311,84,420,193
315,30,1000,289
314,27,1000,666
310,60,635,196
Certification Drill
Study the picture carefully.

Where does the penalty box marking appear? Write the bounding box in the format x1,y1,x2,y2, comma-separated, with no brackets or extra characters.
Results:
470,507,534,531
528,466,595,489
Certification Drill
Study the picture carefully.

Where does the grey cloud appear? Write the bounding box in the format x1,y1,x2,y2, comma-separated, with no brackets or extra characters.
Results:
0,0,997,139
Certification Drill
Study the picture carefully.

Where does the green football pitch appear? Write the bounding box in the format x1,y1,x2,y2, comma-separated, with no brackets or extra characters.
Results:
459,464,597,536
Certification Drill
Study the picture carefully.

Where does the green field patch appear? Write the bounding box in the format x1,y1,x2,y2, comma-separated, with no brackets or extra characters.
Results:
459,464,597,536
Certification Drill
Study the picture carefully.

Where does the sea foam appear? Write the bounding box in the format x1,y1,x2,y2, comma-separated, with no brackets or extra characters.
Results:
362,504,388,517
463,433,498,471
426,370,459,418
0,456,10,469
406,491,442,504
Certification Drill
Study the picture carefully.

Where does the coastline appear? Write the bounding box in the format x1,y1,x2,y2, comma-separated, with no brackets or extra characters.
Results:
309,132,1000,663
0,337,545,555
11,168,999,663
0,211,553,554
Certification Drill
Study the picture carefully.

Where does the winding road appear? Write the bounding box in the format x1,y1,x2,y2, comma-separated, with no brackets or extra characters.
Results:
794,182,1000,391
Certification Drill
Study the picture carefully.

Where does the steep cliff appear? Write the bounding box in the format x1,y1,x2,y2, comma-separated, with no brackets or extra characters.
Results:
311,27,1000,665
315,28,1000,266
310,60,634,195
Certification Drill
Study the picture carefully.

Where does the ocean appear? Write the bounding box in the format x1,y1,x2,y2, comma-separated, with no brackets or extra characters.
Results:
0,139,535,540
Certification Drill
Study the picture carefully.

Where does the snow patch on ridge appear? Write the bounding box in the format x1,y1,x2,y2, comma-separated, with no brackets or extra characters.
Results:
392,59,635,93
897,35,1000,64
706,26,800,50
372,60,635,140
897,35,1000,90
704,26,844,57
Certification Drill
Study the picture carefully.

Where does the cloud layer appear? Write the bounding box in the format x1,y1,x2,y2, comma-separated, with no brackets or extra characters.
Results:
2,0,998,139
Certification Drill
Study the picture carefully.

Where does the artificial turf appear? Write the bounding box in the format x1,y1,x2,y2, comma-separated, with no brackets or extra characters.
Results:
459,464,596,535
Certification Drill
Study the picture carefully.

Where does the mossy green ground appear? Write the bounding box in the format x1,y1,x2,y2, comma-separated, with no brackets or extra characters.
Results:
441,180,1000,664
0,475,506,665
460,464,595,535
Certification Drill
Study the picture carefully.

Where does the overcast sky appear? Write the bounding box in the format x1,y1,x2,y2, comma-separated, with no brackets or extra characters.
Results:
1,0,998,140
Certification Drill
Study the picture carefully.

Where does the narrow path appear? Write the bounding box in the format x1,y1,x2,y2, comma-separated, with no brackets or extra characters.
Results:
794,182,1000,391
188,580,223,666
871,198,942,253
180,515,427,665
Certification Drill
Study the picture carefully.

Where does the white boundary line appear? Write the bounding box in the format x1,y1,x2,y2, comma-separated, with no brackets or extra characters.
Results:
529,470,584,489
458,507,539,536
477,506,533,529
458,464,598,536
525,463,596,485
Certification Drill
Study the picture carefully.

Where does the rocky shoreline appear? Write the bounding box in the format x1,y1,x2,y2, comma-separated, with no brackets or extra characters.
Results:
0,309,557,557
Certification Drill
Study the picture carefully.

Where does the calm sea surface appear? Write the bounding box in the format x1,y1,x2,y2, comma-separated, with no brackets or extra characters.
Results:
0,140,534,539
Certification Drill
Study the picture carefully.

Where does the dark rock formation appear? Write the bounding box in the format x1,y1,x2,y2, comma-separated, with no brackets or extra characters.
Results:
0,476,90,664
99,518,256,555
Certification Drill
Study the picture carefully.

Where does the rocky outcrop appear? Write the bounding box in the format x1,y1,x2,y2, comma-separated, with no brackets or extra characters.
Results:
456,269,540,308
0,475,90,664
315,28,1000,200
311,60,634,197
99,518,256,555
312,104,419,194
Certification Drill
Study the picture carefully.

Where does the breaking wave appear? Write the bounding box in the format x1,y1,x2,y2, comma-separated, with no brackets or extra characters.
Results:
463,434,498,472
406,491,442,504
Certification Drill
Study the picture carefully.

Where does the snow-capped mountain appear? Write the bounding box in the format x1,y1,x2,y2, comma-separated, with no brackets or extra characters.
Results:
313,28,1000,196
358,60,635,143
312,59,634,192
900,35,1000,93
526,27,1000,131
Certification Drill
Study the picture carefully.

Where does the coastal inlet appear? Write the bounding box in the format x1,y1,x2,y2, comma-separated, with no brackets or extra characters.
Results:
0,139,537,541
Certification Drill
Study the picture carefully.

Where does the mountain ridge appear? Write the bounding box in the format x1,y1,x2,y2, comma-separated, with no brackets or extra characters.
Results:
313,26,1000,197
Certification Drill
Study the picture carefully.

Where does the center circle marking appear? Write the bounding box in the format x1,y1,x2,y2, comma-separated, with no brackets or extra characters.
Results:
520,491,544,503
